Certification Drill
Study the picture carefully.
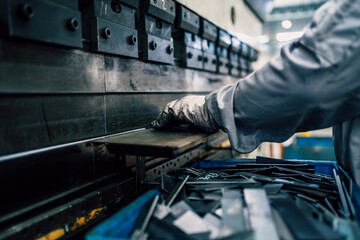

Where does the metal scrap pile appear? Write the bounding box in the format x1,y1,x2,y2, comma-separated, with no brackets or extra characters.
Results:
130,158,360,240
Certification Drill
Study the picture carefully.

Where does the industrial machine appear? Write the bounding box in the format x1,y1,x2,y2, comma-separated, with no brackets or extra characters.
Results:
0,0,259,239
1,1,358,240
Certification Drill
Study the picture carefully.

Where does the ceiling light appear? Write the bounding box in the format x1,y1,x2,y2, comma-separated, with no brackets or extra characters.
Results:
281,20,292,29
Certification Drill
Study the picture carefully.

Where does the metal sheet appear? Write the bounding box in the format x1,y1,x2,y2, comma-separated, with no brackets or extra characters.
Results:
95,129,223,157
244,189,279,240
271,195,324,240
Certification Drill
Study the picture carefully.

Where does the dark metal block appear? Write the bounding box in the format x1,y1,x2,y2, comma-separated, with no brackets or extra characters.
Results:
218,29,231,47
175,46,203,70
217,56,229,74
0,38,105,94
202,39,216,54
0,143,94,221
229,51,239,67
203,52,217,72
201,19,217,42
90,17,138,58
139,14,172,40
2,0,82,48
0,95,105,155
230,66,240,77
231,36,241,53
240,42,250,58
80,0,136,28
48,0,79,9
184,32,202,50
216,45,228,58
143,0,176,24
140,34,174,64
249,47,259,61
229,51,239,76
177,5,200,34
119,0,140,8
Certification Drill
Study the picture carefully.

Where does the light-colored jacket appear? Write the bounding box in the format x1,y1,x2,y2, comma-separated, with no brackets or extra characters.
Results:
206,0,360,185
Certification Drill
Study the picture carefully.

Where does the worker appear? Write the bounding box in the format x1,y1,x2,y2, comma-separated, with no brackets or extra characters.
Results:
152,0,360,185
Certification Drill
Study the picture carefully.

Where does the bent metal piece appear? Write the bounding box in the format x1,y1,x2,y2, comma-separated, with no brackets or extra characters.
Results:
131,194,160,240
165,175,190,207
244,189,279,240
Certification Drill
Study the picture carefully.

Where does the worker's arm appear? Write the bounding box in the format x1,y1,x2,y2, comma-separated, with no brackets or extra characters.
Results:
153,0,360,153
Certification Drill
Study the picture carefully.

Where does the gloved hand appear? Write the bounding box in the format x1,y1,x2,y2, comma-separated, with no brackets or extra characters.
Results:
151,95,220,133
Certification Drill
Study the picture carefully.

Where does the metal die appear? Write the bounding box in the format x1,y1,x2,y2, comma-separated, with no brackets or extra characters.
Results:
80,0,136,28
118,0,140,8
90,17,138,58
229,51,240,76
143,0,176,24
2,0,82,48
239,56,249,77
217,56,229,74
203,52,217,72
141,14,172,40
177,5,200,34
184,32,202,50
201,19,217,42
48,0,79,9
216,45,228,58
202,39,216,54
175,46,203,70
240,42,250,59
249,47,259,61
140,34,174,64
218,29,231,47
231,36,241,53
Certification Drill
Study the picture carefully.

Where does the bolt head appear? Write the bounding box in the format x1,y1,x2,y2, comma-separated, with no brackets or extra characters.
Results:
68,18,79,31
103,27,111,39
